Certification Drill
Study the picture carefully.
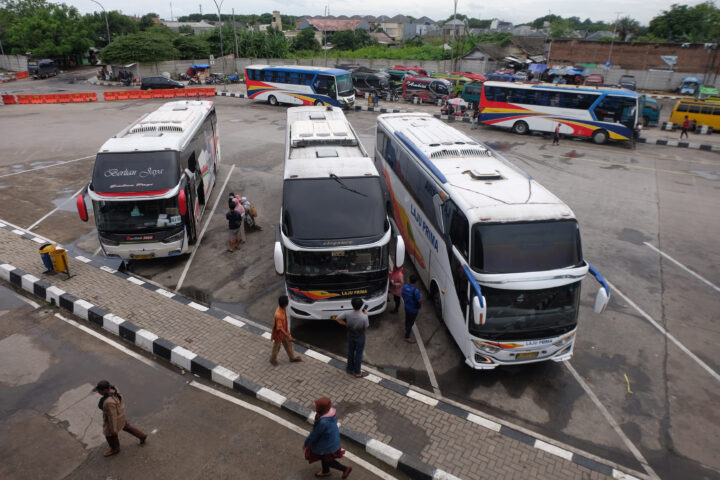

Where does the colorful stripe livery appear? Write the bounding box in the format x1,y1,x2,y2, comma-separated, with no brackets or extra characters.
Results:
382,166,427,270
246,81,341,107
288,288,340,301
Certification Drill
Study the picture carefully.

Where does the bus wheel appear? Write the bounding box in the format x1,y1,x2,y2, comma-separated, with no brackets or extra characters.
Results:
592,129,608,144
511,121,529,135
314,100,323,106
431,283,443,322
268,95,278,106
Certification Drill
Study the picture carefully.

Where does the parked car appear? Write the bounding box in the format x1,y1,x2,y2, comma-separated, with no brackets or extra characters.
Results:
583,74,604,86
402,76,451,103
619,75,636,91
140,76,185,90
27,58,59,79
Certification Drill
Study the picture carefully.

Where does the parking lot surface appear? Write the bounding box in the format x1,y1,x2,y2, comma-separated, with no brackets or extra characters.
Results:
1,83,719,479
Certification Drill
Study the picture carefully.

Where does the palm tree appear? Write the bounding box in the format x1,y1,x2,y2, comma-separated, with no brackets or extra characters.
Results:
616,16,640,42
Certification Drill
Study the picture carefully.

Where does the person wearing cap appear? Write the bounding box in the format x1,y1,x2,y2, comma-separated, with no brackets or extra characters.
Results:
93,380,147,457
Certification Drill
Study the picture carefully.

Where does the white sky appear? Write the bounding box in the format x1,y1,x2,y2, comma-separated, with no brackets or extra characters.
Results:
68,0,708,26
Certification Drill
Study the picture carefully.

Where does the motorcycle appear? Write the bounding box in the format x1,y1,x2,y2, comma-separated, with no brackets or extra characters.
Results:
188,76,201,85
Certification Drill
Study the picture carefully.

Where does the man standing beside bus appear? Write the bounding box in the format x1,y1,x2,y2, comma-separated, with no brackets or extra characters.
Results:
333,298,369,378
401,275,422,344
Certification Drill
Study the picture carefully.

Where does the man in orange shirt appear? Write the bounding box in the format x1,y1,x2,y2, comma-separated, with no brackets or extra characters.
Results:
270,295,302,366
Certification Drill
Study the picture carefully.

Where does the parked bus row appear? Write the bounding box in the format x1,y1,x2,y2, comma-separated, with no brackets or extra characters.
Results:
76,100,610,370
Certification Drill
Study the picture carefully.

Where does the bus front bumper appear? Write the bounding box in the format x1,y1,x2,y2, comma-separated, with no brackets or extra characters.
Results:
100,238,186,261
466,335,576,370
288,294,386,320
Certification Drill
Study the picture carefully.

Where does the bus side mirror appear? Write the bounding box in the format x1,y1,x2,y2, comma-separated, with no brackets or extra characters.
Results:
594,287,610,314
274,242,284,275
178,190,187,216
395,235,405,267
76,194,88,222
472,296,486,326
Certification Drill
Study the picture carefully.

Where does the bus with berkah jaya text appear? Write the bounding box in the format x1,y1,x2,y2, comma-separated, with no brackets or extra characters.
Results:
374,112,610,369
273,106,404,320
478,81,641,144
76,100,219,260
245,65,355,108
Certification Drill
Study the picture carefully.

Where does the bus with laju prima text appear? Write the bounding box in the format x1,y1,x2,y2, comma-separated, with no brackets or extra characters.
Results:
273,106,404,320
76,101,219,260
375,112,610,369
478,81,641,144
245,65,355,108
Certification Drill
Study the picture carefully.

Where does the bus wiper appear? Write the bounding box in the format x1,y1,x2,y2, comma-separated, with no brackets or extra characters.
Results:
330,173,367,197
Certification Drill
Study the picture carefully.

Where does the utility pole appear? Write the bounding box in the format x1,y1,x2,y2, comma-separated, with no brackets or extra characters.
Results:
607,12,621,69
90,0,111,46
170,2,173,22
323,5,329,67
451,0,458,72
232,9,239,61
212,0,225,58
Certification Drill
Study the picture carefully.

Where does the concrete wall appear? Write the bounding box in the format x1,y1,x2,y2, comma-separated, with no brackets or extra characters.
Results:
0,55,28,72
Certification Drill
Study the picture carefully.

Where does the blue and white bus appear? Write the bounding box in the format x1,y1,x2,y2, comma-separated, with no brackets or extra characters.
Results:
245,65,355,108
375,112,611,369
478,81,641,144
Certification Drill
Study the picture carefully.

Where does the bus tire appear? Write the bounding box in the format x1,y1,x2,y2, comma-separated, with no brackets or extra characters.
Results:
431,282,443,322
268,95,278,106
592,129,608,144
511,121,529,135
314,100,323,106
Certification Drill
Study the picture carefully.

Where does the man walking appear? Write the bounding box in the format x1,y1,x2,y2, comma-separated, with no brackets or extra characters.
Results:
270,295,302,366
552,123,560,146
470,105,479,130
680,115,690,139
93,380,147,457
401,275,422,343
333,298,369,378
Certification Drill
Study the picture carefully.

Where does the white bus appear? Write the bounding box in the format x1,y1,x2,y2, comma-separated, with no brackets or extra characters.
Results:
273,106,404,319
375,113,610,369
245,65,355,108
76,101,219,260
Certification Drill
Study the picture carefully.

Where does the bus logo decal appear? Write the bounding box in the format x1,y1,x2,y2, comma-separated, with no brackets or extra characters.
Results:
289,288,340,301
382,166,426,270
410,204,439,253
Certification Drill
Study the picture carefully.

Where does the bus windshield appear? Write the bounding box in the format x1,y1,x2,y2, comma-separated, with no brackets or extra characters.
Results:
471,220,582,273
93,198,182,233
92,151,180,193
336,74,354,96
287,246,388,277
469,282,581,340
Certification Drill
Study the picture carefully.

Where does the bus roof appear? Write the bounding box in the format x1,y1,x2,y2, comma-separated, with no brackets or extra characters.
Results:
99,101,214,153
484,80,640,97
377,113,575,223
285,106,378,179
245,64,350,76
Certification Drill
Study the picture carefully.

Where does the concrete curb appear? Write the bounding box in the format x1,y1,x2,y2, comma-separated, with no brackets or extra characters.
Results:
0,220,647,480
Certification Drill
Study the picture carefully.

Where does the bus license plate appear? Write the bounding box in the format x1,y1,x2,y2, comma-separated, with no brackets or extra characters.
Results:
133,254,153,260
516,352,539,359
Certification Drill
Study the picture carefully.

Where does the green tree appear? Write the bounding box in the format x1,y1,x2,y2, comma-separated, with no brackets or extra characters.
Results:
100,29,176,63
550,18,575,38
648,2,720,42
292,27,320,52
178,25,193,35
329,30,355,50
139,13,158,31
173,35,209,59
80,10,139,47
7,2,92,61
615,16,640,41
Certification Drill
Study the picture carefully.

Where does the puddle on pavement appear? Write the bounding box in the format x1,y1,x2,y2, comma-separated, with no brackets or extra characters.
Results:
564,150,584,158
602,164,628,170
688,170,719,181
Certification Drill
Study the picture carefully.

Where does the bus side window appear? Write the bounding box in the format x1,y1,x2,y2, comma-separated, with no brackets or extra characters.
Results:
188,153,197,173
677,103,689,112
302,73,314,86
714,107,720,116
276,71,286,83
450,210,469,260
689,105,700,114
701,106,712,115
289,72,300,84
376,130,387,157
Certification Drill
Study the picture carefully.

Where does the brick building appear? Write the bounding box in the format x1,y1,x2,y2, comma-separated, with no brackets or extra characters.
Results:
550,40,719,78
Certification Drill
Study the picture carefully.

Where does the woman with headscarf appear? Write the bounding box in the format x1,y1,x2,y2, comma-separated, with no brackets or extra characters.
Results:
303,397,352,478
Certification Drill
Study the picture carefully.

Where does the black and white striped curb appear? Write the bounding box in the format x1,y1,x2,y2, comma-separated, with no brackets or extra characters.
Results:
637,137,719,151
0,220,645,480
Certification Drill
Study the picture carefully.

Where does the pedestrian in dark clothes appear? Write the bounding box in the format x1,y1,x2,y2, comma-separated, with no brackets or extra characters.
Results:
388,265,404,313
304,397,352,478
333,298,369,377
93,380,147,457
552,123,560,145
401,274,422,343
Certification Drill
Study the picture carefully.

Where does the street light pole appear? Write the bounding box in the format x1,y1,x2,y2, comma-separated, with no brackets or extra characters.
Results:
212,0,225,58
90,0,110,46
323,5,329,67
451,0,458,72
607,12,621,68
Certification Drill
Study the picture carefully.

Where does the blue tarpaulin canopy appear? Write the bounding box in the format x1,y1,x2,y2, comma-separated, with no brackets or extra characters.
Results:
190,64,210,69
529,63,547,73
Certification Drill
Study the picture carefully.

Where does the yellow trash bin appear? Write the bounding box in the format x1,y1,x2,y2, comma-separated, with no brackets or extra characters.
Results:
49,248,69,274
38,243,56,271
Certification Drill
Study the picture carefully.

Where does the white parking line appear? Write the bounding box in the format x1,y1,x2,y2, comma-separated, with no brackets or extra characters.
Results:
190,381,399,480
0,155,94,179
175,165,235,291
26,185,86,231
608,280,720,383
643,242,720,293
412,324,441,396
565,363,659,480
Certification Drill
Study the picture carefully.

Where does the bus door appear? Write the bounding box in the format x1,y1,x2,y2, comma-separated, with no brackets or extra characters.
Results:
182,170,198,244
442,200,472,337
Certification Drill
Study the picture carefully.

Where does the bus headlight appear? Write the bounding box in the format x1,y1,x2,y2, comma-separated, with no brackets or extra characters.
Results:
472,339,500,354
162,230,184,243
552,332,575,348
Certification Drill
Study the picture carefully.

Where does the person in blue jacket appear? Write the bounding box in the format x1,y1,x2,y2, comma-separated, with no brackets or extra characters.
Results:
401,274,422,343
304,397,352,478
